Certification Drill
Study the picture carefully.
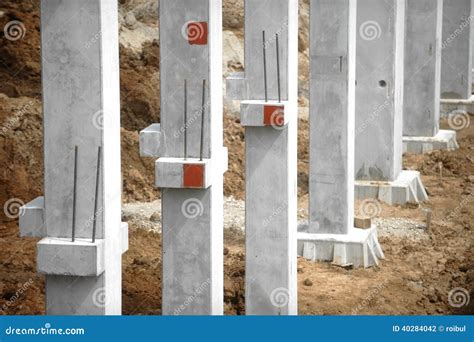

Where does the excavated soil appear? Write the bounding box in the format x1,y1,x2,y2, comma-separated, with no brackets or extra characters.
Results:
0,0,472,316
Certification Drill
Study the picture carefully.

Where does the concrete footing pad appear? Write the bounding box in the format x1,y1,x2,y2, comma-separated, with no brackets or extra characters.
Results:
355,170,428,205
440,95,474,117
403,129,459,154
297,226,384,268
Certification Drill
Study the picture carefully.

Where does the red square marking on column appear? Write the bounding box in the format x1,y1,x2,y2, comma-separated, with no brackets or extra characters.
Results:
187,22,208,45
263,105,285,127
183,164,205,188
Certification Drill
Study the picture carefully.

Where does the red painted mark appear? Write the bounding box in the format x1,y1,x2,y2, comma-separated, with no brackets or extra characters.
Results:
263,105,285,127
183,164,205,188
187,22,208,45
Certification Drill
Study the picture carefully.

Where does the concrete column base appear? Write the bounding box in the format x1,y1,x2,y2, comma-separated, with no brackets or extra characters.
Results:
403,129,459,154
297,226,384,268
440,95,474,117
355,170,428,205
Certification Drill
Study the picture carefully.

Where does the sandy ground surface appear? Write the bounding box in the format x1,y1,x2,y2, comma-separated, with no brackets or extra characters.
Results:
0,0,472,316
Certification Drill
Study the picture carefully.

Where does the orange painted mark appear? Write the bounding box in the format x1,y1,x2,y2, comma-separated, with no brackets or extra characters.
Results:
263,105,285,127
183,164,205,188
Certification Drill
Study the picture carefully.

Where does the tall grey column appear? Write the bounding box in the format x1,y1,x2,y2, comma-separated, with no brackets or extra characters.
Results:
404,0,443,137
309,0,356,236
226,0,298,315
402,0,458,153
298,0,383,269
355,0,428,205
441,0,473,99
440,0,474,117
140,0,227,315
19,0,127,315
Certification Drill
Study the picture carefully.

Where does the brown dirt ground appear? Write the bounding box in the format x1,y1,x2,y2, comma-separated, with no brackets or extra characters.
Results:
0,0,472,316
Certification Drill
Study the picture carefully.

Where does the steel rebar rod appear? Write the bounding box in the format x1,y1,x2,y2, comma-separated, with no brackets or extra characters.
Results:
72,145,78,243
92,146,101,243
200,79,206,161
184,80,188,160
276,33,281,103
262,30,268,102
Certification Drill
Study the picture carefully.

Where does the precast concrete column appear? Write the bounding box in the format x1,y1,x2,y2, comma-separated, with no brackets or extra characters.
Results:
226,0,298,315
309,0,356,236
18,0,126,315
140,0,227,315
441,0,474,100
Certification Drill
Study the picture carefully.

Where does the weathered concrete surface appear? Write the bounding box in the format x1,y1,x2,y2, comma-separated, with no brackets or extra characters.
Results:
355,170,428,205
139,124,162,157
40,0,122,315
19,196,45,238
158,0,225,315
403,0,442,137
309,0,356,235
355,0,405,182
37,238,104,277
441,96,474,116
403,130,459,154
298,225,384,268
226,0,290,101
441,0,474,100
241,0,298,315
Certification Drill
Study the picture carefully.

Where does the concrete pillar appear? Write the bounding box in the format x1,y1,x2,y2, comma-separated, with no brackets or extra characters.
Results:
19,0,126,315
140,0,227,315
297,0,383,269
440,0,474,115
441,0,474,100
226,0,298,315
402,0,459,153
355,0,427,205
